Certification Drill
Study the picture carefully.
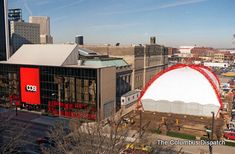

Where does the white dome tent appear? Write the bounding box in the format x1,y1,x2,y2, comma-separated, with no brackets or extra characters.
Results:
139,64,223,117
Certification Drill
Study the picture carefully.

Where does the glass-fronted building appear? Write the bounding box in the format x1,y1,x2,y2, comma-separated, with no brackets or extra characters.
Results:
0,44,117,121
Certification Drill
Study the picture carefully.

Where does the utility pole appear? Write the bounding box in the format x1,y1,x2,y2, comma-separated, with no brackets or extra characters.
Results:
52,90,61,117
15,104,18,116
209,111,215,154
58,85,61,117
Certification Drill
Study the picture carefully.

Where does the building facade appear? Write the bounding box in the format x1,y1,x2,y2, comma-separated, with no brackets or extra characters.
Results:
213,53,225,63
0,44,117,120
144,44,168,87
79,54,132,110
8,8,22,22
167,47,178,56
0,0,10,61
0,64,116,120
29,16,53,44
83,42,168,90
190,47,218,63
178,46,195,57
10,21,40,55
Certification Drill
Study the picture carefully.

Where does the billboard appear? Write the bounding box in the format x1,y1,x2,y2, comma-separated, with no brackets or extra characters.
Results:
20,67,40,105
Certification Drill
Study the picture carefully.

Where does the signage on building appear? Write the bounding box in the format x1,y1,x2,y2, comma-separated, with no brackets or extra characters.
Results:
20,68,40,104
25,85,37,92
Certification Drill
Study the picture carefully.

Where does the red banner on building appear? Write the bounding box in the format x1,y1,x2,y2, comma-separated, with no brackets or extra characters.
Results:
20,68,40,105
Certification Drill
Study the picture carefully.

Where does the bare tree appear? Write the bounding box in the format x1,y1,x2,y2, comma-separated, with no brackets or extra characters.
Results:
214,118,224,140
43,112,147,154
43,113,179,154
0,111,29,154
165,117,175,132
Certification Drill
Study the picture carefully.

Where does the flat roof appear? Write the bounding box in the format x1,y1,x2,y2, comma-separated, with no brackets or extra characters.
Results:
66,64,110,69
3,44,77,66
82,58,129,67
122,89,141,97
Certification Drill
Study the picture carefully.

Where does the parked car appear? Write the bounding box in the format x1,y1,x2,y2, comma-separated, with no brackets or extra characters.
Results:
36,136,55,147
224,132,235,141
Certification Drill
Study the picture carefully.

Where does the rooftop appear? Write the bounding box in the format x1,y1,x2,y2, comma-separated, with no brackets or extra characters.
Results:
81,58,129,67
2,44,78,66
78,48,99,57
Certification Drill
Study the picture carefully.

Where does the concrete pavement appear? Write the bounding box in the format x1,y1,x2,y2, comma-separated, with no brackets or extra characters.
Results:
147,133,235,154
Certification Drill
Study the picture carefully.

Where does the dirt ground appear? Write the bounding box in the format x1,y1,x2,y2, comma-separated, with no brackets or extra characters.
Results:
126,111,224,138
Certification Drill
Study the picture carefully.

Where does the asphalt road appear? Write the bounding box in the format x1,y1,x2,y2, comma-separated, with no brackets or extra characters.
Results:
1,109,51,154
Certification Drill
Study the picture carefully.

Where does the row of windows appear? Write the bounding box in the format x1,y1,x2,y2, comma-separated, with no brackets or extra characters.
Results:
0,64,98,109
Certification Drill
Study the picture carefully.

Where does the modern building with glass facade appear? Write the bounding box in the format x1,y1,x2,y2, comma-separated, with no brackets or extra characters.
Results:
0,44,118,121
0,0,10,61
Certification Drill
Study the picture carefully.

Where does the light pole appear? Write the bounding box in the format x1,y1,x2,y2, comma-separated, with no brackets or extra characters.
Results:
209,111,215,154
52,92,61,117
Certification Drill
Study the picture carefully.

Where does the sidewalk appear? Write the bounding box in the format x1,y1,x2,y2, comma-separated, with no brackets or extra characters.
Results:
147,133,235,154
31,115,70,126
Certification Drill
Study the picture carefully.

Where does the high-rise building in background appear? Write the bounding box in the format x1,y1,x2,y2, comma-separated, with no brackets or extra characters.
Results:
10,21,40,55
75,35,84,45
0,0,10,61
150,36,156,44
233,34,235,45
29,16,53,44
8,8,22,22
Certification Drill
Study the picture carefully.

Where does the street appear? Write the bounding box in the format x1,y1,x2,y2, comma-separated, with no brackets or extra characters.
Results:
0,109,54,153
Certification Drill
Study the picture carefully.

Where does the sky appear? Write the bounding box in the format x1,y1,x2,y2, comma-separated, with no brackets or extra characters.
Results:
8,0,235,48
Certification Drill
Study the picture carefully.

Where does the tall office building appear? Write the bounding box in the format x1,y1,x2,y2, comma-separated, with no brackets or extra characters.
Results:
8,8,22,22
233,34,235,45
75,35,84,45
29,16,53,44
0,0,10,61
10,21,40,54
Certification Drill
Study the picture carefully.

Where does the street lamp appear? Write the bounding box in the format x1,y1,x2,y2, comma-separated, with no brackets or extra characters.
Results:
52,93,61,117
10,95,18,116
209,111,215,154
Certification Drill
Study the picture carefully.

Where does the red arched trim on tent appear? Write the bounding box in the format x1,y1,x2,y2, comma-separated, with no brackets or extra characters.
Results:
192,64,221,86
138,64,223,111
137,63,187,109
189,65,223,109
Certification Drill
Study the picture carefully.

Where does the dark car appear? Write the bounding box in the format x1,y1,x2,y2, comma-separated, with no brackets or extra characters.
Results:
36,136,55,147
